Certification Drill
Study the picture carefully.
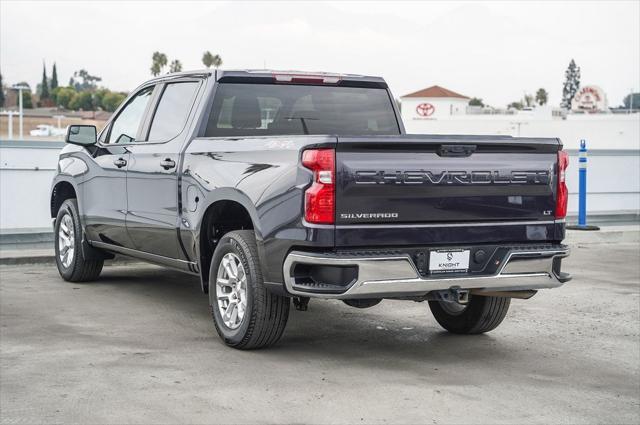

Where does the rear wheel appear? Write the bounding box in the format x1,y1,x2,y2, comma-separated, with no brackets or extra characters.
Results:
428,295,510,334
54,199,103,282
209,230,290,349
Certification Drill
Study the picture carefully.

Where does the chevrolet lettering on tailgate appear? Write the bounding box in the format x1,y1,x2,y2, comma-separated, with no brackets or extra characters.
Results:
354,170,551,185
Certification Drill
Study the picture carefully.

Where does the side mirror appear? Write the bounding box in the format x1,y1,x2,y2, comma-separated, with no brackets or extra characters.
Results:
66,125,97,146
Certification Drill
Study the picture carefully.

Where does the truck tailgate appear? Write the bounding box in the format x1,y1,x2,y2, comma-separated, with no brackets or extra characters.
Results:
335,135,562,245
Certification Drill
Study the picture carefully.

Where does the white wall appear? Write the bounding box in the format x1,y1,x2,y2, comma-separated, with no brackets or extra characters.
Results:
0,136,637,234
0,142,61,232
402,112,640,150
566,153,639,215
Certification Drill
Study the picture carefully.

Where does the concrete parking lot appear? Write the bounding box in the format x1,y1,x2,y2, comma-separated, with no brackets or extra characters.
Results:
1,242,639,424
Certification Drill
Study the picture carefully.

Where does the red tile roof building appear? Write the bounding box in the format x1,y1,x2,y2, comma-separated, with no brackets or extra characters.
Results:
402,85,469,99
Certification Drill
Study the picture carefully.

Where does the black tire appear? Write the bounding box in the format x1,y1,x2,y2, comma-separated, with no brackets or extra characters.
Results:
54,199,103,282
209,230,290,349
428,295,510,334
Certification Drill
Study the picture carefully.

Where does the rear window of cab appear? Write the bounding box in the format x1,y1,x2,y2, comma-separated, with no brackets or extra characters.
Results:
205,83,400,137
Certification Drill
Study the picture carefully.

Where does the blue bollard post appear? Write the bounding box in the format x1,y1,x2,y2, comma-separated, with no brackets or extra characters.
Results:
578,140,587,226
567,139,599,230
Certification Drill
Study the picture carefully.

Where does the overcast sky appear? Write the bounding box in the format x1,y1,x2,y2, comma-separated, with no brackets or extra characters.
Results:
1,0,638,107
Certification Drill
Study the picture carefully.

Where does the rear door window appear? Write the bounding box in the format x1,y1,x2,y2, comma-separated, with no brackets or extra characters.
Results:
147,81,200,142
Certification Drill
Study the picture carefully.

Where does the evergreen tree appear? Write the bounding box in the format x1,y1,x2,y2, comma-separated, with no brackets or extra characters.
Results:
0,72,5,108
40,62,50,100
561,59,580,109
51,62,58,90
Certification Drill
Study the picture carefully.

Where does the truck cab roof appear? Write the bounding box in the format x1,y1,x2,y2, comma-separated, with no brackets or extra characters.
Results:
143,69,388,88
216,70,388,88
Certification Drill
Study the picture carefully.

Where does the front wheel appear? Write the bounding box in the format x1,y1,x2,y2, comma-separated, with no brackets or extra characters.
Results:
209,230,290,349
428,295,510,334
54,199,103,282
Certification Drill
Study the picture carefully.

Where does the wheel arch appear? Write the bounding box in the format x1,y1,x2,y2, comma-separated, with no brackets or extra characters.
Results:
50,178,80,219
195,190,265,293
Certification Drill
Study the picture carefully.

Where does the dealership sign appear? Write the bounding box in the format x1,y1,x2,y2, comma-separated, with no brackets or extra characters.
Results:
416,103,435,117
572,85,608,112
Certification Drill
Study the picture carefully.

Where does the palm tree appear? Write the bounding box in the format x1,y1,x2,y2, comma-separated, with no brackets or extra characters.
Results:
150,52,168,76
536,88,548,106
169,60,183,73
202,51,223,69
211,54,223,69
202,51,214,68
524,94,534,107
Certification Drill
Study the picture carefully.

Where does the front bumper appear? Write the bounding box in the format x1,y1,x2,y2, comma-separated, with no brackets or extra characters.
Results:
283,244,571,299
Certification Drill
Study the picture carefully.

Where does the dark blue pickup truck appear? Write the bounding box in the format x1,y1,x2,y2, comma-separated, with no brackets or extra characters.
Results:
50,70,571,349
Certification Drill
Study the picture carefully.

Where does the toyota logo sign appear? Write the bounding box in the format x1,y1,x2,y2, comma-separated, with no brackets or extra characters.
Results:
416,103,435,117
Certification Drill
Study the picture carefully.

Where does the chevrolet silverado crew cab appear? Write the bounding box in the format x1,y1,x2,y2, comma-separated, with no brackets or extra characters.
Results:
51,70,571,349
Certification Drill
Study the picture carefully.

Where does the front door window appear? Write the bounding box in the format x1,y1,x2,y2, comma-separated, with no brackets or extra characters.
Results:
108,86,154,144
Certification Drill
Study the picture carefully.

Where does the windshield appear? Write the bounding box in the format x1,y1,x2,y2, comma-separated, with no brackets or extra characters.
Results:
205,83,400,137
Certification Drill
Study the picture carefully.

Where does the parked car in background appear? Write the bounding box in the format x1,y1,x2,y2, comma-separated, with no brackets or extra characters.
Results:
30,124,66,137
50,69,571,350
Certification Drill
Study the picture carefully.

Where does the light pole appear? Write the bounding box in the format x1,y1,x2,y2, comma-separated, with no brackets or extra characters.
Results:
53,114,65,137
7,111,13,138
0,111,14,138
18,87,23,139
11,84,29,140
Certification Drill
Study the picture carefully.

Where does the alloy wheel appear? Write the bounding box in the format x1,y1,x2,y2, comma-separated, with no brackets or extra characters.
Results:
58,213,75,268
216,253,248,329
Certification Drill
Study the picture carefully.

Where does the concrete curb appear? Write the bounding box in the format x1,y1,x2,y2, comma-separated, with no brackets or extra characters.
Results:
565,225,640,245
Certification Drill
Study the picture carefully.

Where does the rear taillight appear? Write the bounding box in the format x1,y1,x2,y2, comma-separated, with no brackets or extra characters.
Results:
556,150,569,219
302,148,335,224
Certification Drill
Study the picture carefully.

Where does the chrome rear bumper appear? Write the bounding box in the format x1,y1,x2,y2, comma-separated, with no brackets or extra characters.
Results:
283,246,571,299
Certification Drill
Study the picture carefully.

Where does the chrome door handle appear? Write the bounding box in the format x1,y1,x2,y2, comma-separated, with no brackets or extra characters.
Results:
160,158,176,170
113,158,127,168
